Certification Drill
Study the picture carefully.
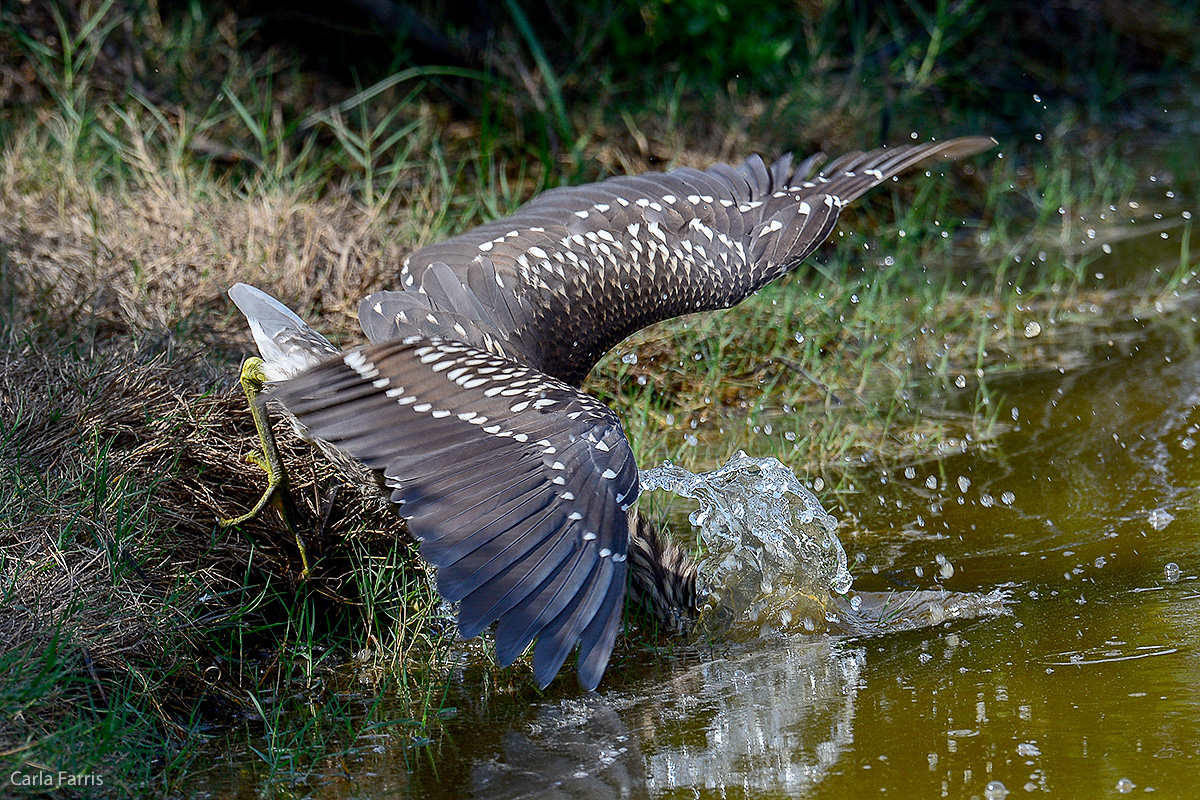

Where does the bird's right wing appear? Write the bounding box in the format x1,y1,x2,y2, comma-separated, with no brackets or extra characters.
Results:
272,336,638,690
365,137,994,385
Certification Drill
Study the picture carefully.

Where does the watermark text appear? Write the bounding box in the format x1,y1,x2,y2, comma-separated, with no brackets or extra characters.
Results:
10,770,105,789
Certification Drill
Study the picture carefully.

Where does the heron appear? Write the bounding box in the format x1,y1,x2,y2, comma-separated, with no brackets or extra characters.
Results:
224,136,995,690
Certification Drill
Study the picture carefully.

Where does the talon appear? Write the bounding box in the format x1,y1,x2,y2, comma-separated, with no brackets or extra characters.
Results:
245,450,270,472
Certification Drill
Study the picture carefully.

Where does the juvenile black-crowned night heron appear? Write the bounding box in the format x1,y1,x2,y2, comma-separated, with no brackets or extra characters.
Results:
227,136,995,690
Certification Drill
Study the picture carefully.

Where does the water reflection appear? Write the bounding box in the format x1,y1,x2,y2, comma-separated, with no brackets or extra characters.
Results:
470,639,863,799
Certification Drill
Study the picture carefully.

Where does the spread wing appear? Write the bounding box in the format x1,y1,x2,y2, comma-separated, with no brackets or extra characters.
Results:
360,137,995,386
272,336,637,690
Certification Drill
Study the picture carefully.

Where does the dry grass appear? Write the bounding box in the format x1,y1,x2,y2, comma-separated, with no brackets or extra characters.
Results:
0,167,405,342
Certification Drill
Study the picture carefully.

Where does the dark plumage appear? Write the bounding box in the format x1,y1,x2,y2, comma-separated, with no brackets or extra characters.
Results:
231,136,995,690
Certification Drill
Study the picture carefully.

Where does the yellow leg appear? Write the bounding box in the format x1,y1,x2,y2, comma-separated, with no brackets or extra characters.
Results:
221,357,311,578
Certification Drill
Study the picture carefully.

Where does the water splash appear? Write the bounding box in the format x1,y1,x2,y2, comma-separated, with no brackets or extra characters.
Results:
640,450,852,638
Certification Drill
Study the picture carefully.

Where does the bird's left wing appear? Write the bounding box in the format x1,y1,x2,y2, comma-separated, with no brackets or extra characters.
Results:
272,336,637,690
379,137,994,385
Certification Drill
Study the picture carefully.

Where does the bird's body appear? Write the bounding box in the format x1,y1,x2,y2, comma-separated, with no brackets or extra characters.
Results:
230,136,994,690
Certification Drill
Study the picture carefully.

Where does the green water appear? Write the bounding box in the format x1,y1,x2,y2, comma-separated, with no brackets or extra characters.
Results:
810,319,1200,798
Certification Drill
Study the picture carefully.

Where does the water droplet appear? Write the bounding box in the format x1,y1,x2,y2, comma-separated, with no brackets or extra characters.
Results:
1024,321,1042,338
1148,508,1174,531
1001,491,1015,505
955,374,967,388
984,780,1009,799
1116,778,1135,794
1165,562,1181,583
621,352,638,364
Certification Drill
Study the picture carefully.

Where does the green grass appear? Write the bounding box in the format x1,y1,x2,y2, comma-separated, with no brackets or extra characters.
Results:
2,0,1199,794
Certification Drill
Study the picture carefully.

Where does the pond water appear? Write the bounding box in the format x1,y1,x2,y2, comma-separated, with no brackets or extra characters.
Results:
191,311,1200,798
189,221,1200,799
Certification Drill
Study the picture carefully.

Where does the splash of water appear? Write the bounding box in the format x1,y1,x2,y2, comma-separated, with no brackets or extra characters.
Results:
640,450,852,638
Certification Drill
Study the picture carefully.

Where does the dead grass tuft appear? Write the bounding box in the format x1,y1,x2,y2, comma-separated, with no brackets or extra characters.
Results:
0,332,425,739
0,168,422,342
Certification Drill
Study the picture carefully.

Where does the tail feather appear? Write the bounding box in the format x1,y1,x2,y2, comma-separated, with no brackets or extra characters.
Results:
229,283,340,381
